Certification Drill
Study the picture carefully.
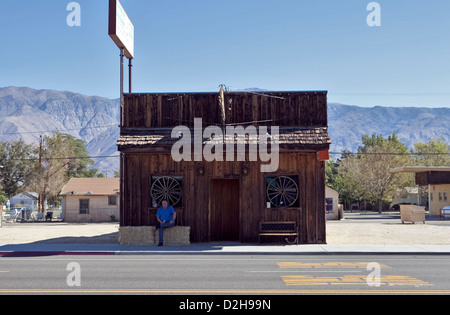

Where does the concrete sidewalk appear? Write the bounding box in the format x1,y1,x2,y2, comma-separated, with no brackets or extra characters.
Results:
1,243,450,256
1,214,449,256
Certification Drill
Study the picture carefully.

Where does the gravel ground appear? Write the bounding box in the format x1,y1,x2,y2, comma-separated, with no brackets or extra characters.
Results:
326,213,450,245
0,222,120,245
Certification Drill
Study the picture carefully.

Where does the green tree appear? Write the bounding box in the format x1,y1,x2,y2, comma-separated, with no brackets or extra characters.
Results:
325,159,339,190
28,132,75,212
0,139,35,198
0,189,7,206
327,151,366,208
412,138,450,167
63,134,104,179
359,132,409,155
28,132,105,211
339,134,413,213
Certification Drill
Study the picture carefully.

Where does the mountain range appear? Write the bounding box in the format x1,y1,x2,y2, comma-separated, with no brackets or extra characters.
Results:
0,86,120,175
0,86,449,174
328,102,450,155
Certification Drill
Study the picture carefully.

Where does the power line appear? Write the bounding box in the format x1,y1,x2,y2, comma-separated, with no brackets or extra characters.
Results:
329,92,450,96
330,152,450,156
3,152,448,162
4,155,120,162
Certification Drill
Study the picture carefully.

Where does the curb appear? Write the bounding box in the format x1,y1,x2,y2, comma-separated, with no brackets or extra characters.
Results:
0,251,116,257
2,244,450,256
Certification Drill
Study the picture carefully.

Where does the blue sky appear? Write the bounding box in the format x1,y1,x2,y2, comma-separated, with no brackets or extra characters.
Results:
1,0,450,107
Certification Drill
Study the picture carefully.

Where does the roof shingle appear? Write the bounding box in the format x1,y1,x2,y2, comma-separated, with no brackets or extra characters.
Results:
117,127,331,150
60,178,120,196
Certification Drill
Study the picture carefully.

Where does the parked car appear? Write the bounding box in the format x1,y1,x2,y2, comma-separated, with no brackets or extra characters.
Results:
3,208,34,222
441,206,450,219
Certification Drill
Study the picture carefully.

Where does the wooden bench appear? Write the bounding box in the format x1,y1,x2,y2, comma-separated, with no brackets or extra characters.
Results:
259,221,298,244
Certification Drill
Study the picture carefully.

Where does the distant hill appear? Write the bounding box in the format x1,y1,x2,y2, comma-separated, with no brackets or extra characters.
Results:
328,103,450,155
0,86,449,174
0,86,120,174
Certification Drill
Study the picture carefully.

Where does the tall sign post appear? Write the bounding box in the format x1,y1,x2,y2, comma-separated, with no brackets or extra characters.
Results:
109,0,135,127
109,0,134,228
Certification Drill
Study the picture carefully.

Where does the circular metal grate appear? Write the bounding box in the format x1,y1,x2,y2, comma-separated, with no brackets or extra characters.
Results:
266,176,299,207
151,176,182,207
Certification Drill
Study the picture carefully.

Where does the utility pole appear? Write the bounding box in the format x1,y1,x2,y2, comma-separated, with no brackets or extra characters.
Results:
128,58,132,93
38,135,42,213
0,165,3,228
120,48,125,127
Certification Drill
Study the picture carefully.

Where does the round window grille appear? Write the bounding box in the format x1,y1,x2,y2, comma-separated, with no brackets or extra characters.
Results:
266,176,299,207
151,176,182,206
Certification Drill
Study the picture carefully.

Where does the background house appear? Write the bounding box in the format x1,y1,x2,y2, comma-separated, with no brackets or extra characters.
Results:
59,178,120,223
8,192,41,221
391,187,427,209
391,167,450,216
430,184,450,216
10,192,39,210
325,187,339,220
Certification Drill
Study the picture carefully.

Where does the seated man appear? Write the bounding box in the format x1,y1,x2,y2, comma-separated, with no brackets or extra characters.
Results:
155,200,176,246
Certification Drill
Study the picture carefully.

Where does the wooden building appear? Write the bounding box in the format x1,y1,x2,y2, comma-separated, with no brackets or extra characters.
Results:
117,91,331,244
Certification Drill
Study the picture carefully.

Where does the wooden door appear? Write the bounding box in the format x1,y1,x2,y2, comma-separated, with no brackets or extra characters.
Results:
210,179,240,241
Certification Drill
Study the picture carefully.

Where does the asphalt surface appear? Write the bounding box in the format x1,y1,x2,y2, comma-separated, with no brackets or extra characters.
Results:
1,214,449,297
1,254,449,295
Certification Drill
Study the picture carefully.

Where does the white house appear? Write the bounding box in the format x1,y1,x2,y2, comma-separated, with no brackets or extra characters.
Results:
326,187,340,220
59,178,120,223
10,192,39,210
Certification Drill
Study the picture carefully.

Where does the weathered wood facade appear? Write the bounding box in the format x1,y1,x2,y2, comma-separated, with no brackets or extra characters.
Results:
117,91,330,244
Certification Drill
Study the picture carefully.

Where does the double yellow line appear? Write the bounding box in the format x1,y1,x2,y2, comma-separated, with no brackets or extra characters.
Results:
0,289,449,294
278,261,433,288
282,275,432,287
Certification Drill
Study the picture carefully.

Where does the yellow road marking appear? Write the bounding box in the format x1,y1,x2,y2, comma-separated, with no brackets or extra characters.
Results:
281,275,433,287
277,262,391,269
0,288,445,294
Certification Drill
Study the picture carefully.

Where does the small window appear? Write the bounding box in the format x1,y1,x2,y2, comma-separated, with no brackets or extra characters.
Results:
444,192,448,202
326,198,333,212
439,192,443,202
108,195,117,206
80,199,89,214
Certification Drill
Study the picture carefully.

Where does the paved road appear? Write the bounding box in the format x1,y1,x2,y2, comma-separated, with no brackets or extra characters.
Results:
1,255,449,296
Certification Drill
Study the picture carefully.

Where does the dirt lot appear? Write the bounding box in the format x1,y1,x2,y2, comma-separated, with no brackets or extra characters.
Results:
326,214,450,245
0,222,120,245
0,213,449,245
